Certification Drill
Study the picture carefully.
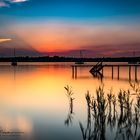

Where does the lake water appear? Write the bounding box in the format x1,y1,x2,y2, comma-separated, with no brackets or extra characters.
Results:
0,62,139,140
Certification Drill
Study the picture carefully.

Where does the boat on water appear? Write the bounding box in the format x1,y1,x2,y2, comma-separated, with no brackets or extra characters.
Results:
128,61,139,64
11,48,17,66
11,61,17,66
75,61,84,65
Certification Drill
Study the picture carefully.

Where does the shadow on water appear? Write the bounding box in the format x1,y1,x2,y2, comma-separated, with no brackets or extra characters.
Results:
65,83,140,140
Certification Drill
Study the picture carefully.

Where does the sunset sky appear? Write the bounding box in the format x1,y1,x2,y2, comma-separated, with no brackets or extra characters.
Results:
0,0,140,57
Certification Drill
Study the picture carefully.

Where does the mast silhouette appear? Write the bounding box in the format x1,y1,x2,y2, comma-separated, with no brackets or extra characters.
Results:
75,50,84,64
11,47,17,66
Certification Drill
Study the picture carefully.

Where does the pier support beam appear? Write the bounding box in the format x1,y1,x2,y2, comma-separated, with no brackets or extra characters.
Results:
135,66,137,81
117,66,120,80
72,66,74,78
75,66,77,79
112,66,114,79
129,66,131,81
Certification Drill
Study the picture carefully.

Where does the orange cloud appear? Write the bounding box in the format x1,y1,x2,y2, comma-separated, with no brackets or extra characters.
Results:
10,20,140,53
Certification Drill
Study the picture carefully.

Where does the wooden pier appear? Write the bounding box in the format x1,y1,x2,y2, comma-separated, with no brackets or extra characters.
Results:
71,63,140,80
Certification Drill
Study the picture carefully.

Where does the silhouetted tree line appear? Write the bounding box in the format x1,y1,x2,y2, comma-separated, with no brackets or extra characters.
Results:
0,56,139,62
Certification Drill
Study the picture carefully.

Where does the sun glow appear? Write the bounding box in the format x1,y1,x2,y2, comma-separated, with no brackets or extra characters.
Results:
8,19,140,55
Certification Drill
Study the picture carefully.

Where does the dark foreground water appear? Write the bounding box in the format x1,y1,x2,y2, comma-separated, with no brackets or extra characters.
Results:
0,62,139,140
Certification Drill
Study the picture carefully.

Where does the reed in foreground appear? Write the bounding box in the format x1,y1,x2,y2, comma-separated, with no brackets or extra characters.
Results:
75,83,140,140
64,85,75,126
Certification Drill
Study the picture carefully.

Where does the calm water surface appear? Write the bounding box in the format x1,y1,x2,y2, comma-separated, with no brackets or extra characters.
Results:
0,62,139,140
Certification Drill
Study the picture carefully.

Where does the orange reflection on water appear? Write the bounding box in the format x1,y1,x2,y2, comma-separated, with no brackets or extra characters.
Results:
0,65,71,113
0,63,139,140
0,63,139,119
0,64,139,110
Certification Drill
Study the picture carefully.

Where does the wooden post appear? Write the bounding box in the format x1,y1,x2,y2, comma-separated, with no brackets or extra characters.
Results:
129,66,131,81
135,66,137,81
118,66,120,80
75,66,77,79
112,66,114,79
72,66,74,78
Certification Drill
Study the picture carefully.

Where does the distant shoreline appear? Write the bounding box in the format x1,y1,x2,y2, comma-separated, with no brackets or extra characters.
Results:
0,56,139,62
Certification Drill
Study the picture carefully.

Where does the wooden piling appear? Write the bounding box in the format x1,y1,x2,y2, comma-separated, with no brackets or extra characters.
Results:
129,66,131,81
75,66,77,79
117,66,120,80
72,66,74,78
135,66,137,81
112,66,114,79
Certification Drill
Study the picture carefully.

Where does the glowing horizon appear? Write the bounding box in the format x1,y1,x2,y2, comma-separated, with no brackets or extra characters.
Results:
9,20,140,54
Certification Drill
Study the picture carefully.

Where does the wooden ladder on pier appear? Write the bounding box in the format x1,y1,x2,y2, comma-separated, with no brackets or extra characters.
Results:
89,62,104,77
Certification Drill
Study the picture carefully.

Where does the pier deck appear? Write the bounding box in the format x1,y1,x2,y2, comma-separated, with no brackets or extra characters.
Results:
71,64,140,80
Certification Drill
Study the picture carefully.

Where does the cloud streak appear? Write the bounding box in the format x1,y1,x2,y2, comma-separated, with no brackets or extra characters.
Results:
10,0,28,3
0,38,12,43
0,0,28,7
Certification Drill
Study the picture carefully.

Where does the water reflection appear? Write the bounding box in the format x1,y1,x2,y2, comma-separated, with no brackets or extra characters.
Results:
0,63,140,140
0,113,33,140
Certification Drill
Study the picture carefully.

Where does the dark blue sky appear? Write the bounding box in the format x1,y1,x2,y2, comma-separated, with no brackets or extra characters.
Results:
0,0,140,18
